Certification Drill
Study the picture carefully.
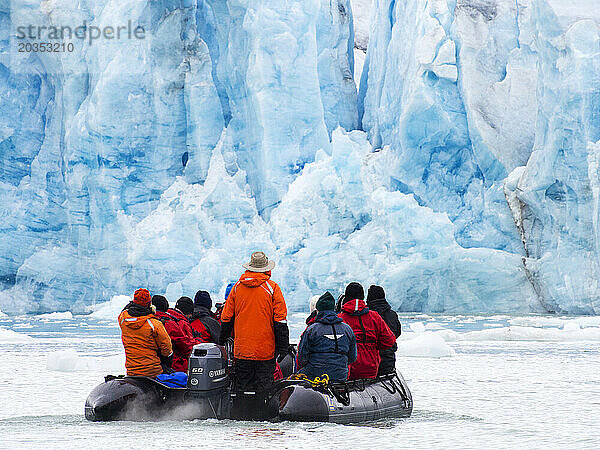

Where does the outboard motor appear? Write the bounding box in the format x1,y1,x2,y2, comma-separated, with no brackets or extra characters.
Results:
186,343,230,418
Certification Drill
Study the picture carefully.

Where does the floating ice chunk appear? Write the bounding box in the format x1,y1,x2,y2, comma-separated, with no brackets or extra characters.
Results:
397,331,455,358
436,326,600,342
424,322,445,330
89,295,131,321
509,316,600,328
46,350,124,372
409,322,426,333
38,311,73,320
0,310,6,318
562,321,581,332
0,328,34,343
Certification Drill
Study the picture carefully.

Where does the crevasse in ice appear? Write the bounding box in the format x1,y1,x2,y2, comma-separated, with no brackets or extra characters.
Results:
0,0,599,314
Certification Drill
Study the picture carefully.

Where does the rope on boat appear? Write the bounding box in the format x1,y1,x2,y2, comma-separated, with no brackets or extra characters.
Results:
286,373,330,387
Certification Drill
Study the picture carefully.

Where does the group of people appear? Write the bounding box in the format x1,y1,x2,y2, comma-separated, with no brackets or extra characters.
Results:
118,288,223,377
118,251,401,396
297,282,401,382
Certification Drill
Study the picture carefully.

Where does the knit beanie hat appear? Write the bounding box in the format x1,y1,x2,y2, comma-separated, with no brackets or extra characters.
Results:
194,290,212,310
224,282,236,300
152,295,169,312
344,282,364,302
309,295,320,313
366,285,385,302
316,292,335,312
133,288,151,307
176,296,194,315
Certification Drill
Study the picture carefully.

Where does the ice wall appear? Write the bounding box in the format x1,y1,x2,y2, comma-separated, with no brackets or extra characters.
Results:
99,128,540,314
271,128,538,313
2,0,600,315
359,0,600,314
505,1,600,314
0,0,358,312
358,0,530,252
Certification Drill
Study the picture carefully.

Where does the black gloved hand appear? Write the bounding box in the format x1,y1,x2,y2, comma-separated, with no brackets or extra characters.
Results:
161,365,175,374
159,352,173,369
273,321,289,362
219,320,234,346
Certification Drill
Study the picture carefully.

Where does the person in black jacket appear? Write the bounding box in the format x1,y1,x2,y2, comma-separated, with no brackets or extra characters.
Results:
190,290,221,343
366,285,401,376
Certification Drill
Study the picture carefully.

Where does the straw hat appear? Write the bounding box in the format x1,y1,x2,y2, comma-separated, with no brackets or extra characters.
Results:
242,251,275,272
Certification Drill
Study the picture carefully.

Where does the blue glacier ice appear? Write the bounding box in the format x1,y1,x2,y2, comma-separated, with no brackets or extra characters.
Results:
0,0,599,315
359,0,600,314
504,1,600,314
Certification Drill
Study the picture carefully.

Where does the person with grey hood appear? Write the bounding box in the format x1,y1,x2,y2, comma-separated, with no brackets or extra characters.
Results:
366,285,401,375
297,292,357,382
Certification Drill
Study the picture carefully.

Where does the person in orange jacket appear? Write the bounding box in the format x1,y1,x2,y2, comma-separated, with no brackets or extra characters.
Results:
219,251,289,395
118,288,173,377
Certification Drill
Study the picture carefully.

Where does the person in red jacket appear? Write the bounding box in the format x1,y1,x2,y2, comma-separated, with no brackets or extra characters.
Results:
152,295,197,373
338,282,396,380
170,296,197,340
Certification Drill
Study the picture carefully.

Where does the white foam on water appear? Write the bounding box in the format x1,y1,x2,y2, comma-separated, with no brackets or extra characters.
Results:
46,349,124,372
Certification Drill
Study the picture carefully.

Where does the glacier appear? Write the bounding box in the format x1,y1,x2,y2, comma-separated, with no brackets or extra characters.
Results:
0,0,599,315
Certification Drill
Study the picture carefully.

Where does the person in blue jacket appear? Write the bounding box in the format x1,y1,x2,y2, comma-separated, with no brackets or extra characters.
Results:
297,291,357,382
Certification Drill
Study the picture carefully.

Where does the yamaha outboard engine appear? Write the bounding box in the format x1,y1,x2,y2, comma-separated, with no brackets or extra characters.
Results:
187,343,230,418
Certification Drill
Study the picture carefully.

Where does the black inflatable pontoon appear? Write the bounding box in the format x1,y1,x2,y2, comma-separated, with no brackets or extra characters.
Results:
85,343,412,423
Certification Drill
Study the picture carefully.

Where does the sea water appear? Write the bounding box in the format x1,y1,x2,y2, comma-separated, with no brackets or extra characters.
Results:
1,313,599,449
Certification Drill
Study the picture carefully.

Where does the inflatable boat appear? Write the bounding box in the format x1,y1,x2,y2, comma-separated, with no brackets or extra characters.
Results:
85,343,412,423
